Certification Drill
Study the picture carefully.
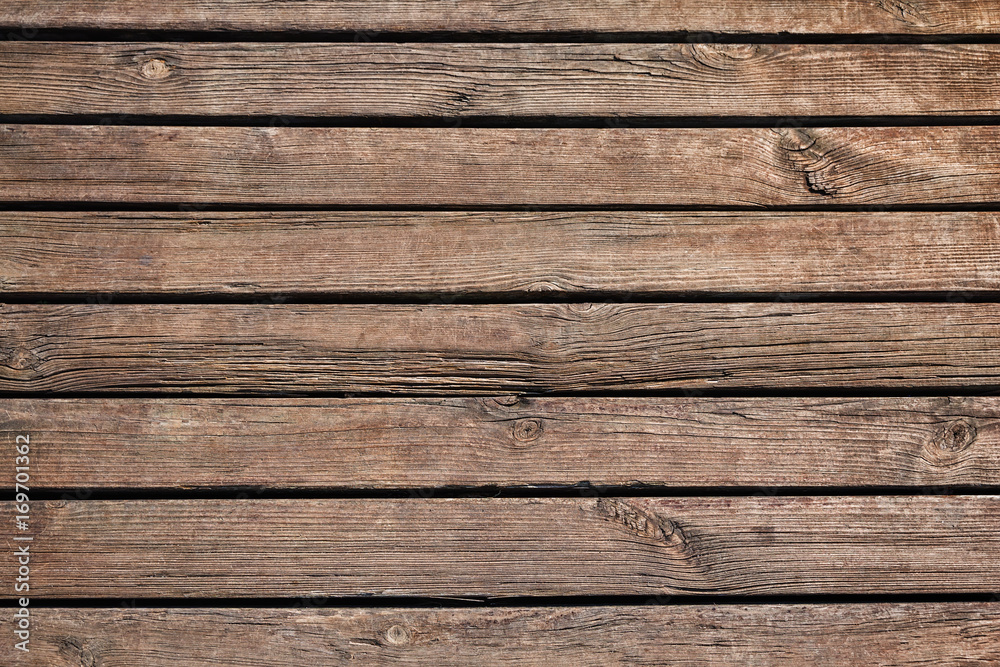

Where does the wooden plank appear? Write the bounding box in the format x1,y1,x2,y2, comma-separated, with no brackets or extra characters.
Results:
3,303,1000,393
3,397,998,490
5,211,1000,295
1,0,997,34
10,604,1000,666
6,496,999,597
4,43,1000,118
3,125,1000,205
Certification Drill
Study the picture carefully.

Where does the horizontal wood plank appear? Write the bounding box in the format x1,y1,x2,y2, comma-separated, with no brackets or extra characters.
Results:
5,211,1000,295
6,496,999,597
12,604,1000,666
1,0,997,34
3,397,998,489
3,303,1000,393
4,43,1000,117
3,125,1000,205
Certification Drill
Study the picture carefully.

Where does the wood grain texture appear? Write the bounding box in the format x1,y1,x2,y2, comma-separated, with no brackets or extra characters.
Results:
5,211,1000,295
3,303,1000,393
11,604,1000,666
6,496,1000,597
4,43,1000,117
4,125,1000,205
1,0,997,33
3,397,997,490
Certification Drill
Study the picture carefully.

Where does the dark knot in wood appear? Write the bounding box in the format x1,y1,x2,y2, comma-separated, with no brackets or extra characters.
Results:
512,418,543,444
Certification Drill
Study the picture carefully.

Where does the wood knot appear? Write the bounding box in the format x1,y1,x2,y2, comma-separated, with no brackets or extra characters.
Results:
480,395,524,415
140,58,171,80
524,279,567,292
491,395,521,407
512,418,543,444
384,624,410,646
805,171,840,197
55,635,100,666
773,127,817,152
771,128,843,197
926,420,977,463
567,302,598,314
2,346,40,371
877,0,931,26
594,498,679,543
685,43,762,68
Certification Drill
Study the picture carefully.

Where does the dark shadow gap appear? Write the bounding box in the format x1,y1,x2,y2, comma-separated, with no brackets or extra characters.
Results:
3,291,1000,305
3,387,1000,399
7,593,999,609
5,115,1000,128
4,203,1000,213
6,29,1000,44
9,485,1000,501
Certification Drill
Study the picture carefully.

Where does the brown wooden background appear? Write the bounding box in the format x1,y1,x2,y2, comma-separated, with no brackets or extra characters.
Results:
2,2,1000,664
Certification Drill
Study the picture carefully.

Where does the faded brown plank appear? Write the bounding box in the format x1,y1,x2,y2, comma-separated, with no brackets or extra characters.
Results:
4,211,1000,295
3,397,997,490
10,604,1000,666
3,303,1000,393
3,125,1000,205
6,496,1000,597
1,0,997,33
4,43,1000,117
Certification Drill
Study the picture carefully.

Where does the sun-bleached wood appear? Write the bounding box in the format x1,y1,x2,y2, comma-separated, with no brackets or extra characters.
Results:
4,125,1000,205
3,303,1000,393
11,604,1000,666
3,43,1000,117
3,397,996,489
1,0,997,33
8,496,1000,598
4,211,1000,295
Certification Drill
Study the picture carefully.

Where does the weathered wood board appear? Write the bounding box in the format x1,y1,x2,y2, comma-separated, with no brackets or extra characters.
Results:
4,211,1000,295
5,496,999,598
8,604,999,666
2,0,997,34
3,43,1000,118
1,397,995,489
4,125,1000,205
4,303,1000,393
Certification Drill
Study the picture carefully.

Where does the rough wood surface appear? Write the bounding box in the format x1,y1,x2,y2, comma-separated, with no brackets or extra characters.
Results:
5,211,1000,295
3,303,1000,393
1,0,997,34
3,397,997,490
4,43,1000,118
4,125,1000,205
6,496,999,597
10,604,1000,666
